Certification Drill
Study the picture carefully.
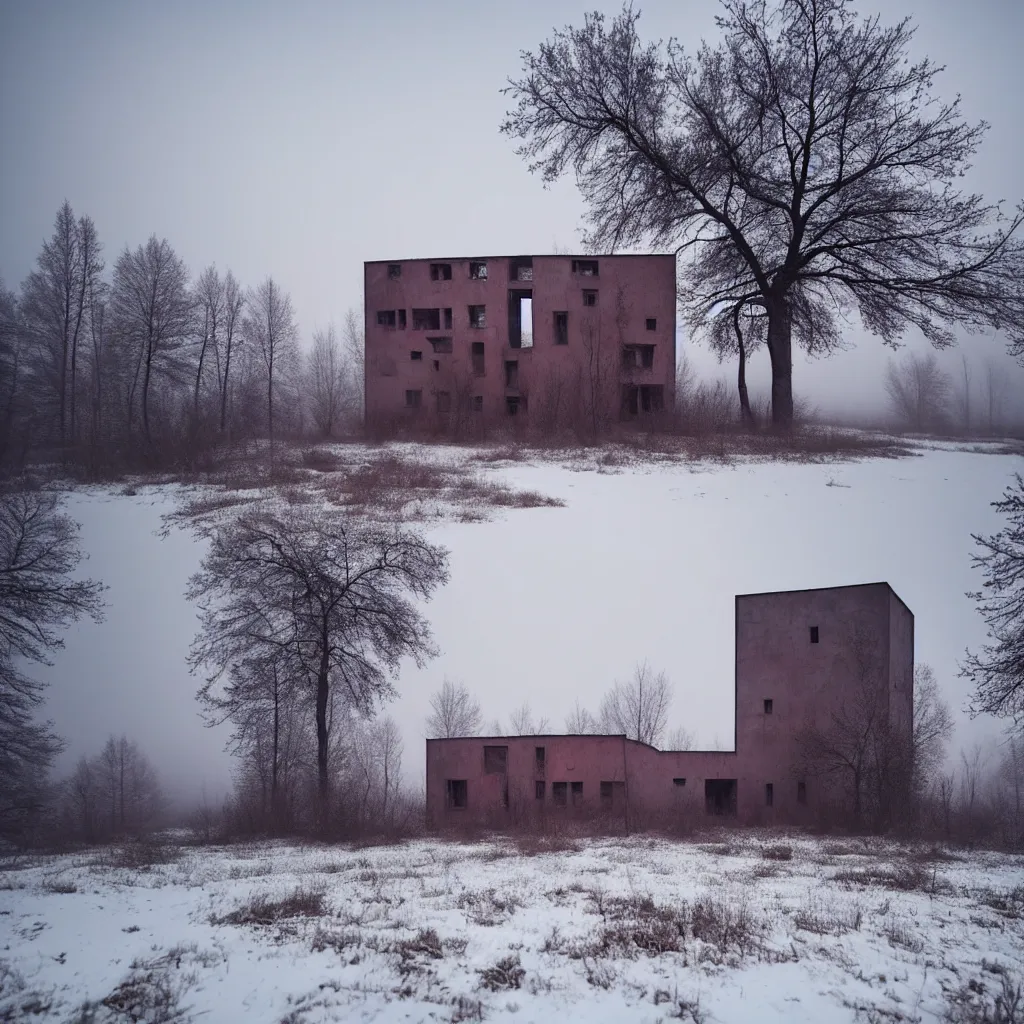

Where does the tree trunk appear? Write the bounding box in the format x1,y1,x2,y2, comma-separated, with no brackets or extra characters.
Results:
142,329,154,445
765,297,794,430
220,331,233,433
271,665,280,832
316,632,330,830
733,305,755,429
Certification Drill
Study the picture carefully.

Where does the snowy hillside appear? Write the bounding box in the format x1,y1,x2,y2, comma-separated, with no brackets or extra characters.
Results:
35,439,1024,801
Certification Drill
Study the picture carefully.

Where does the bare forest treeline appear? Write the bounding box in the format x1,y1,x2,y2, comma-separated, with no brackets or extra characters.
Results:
0,201,364,480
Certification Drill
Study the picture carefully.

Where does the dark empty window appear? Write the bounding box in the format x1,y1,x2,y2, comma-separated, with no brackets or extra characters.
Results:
430,263,452,281
472,395,483,412
570,781,583,806
444,308,452,330
404,389,422,408
535,746,545,773
376,310,396,327
432,360,440,371
504,360,519,388
572,259,599,276
387,264,401,279
646,318,657,331
468,305,486,328
554,311,568,345
436,391,451,415
582,289,597,307
428,336,452,353
412,308,441,331
552,782,567,806
810,626,819,644
509,256,533,281
398,309,407,329
797,780,807,805
410,350,423,361
622,345,655,369
469,261,488,280
535,780,545,799
705,779,738,816
673,778,687,787
471,341,485,376
506,396,523,416
483,745,508,774
764,699,773,714
765,783,774,807
445,779,467,808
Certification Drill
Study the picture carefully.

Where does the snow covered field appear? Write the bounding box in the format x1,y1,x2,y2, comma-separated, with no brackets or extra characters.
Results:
2,832,1023,1022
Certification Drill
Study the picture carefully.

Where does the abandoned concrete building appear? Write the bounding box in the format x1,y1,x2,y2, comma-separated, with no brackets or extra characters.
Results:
426,583,914,830
363,254,676,434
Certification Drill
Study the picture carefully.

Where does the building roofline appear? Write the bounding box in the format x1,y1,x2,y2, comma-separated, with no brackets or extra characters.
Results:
736,580,908,606
365,253,677,266
424,734,737,755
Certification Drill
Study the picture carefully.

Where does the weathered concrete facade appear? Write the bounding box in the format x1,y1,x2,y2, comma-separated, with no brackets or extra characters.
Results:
364,254,676,434
426,583,914,830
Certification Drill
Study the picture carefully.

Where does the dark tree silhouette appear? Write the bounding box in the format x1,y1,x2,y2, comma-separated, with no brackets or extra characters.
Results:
962,474,1024,727
501,0,1024,427
186,505,449,827
0,488,105,837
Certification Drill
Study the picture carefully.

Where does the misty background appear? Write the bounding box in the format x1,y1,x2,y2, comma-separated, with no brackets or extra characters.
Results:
2,0,1023,809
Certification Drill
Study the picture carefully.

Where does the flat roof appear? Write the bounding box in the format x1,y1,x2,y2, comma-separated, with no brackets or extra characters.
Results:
736,580,911,614
365,253,676,265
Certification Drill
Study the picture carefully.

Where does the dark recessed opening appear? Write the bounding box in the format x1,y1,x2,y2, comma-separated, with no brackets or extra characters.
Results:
645,318,657,330
797,780,807,805
673,778,686,787
705,779,738,816
535,780,545,799
445,779,467,809
387,264,401,279
765,782,774,807
764,698,773,714
810,626,819,644
410,350,422,361
552,782,567,806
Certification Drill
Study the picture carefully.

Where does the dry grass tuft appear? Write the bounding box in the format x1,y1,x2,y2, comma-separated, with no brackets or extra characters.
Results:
478,954,525,991
211,886,327,926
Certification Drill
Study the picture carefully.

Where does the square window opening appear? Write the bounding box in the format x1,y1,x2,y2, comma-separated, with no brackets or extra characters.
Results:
412,308,441,331
509,256,533,282
430,263,452,281
469,261,488,280
376,310,397,328
572,259,599,277
646,318,657,331
705,779,738,817
404,389,422,409
410,350,423,361
810,626,819,644
387,264,401,279
483,745,508,774
505,396,524,416
468,304,486,329
582,289,597,307
445,779,467,809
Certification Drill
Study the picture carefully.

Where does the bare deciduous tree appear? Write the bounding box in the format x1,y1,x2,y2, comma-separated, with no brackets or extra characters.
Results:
598,661,672,747
884,352,953,432
244,277,298,449
307,325,346,439
342,308,364,423
664,725,695,751
508,702,550,736
187,505,449,825
502,0,1024,427
426,678,482,738
109,236,193,444
962,474,1024,727
0,488,105,838
912,664,954,796
564,699,599,735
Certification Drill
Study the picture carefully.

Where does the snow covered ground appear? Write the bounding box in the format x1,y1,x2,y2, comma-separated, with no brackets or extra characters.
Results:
2,832,1022,1022
37,437,1024,801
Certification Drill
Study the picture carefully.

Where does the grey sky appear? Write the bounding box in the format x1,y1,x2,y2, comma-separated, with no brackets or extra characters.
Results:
2,0,1023,417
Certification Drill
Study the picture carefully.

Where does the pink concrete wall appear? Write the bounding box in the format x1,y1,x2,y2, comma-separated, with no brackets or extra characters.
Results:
364,254,676,432
426,584,914,830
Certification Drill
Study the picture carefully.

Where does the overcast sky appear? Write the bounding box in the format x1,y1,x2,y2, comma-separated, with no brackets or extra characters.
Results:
2,0,1023,416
